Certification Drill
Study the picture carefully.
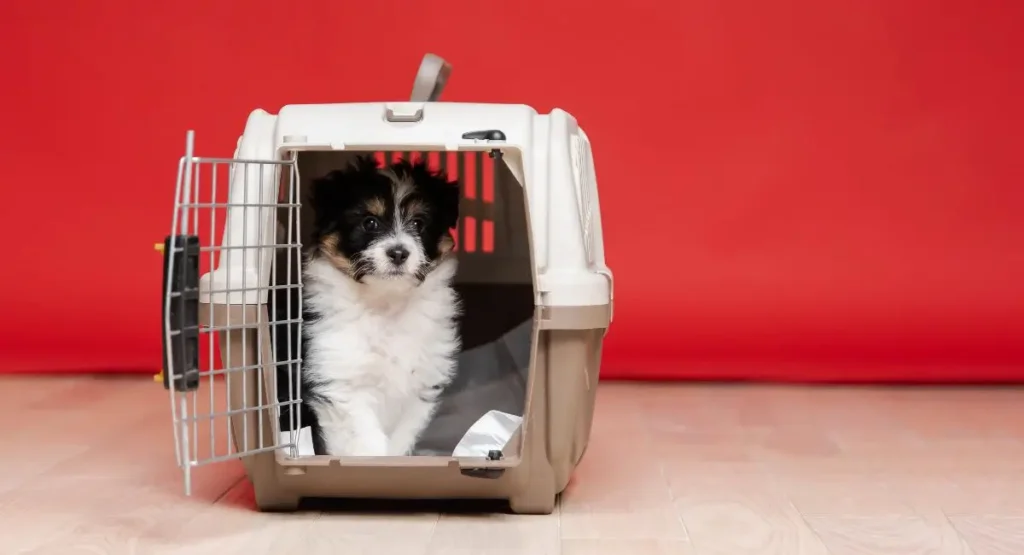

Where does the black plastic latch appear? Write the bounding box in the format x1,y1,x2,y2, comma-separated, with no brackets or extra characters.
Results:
161,234,201,392
460,467,506,479
461,129,507,161
459,450,506,479
461,129,507,141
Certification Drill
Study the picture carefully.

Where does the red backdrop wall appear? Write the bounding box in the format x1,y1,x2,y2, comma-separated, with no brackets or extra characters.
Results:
1,0,1022,381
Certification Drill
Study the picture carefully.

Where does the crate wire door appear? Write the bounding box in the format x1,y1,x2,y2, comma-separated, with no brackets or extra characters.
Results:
163,131,304,495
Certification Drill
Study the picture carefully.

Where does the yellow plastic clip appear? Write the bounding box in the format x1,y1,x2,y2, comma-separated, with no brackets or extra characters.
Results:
155,244,164,385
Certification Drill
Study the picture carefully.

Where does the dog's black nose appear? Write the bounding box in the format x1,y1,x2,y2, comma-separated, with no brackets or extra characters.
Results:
386,246,410,265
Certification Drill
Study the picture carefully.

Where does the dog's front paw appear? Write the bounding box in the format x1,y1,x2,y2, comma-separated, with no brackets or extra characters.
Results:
348,430,389,457
320,425,389,457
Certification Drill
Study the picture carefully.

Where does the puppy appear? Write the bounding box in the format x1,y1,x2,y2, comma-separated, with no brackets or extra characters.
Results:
301,155,461,457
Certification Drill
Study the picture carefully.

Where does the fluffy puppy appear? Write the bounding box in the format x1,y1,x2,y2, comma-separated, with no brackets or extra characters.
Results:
300,155,461,456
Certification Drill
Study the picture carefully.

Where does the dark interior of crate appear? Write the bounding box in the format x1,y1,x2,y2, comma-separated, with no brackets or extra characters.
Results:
267,150,534,456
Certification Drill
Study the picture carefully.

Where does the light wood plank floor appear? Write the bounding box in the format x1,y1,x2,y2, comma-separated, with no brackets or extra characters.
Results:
1,375,1022,554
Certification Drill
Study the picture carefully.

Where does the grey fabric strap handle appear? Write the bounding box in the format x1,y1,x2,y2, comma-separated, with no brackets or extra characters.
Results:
410,54,452,102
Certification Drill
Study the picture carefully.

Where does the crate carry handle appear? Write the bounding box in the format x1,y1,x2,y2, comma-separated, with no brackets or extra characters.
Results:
410,53,451,102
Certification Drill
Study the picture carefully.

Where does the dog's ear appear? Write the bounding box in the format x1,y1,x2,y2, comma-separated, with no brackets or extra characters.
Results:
440,178,461,230
404,158,442,188
309,174,339,236
348,154,381,174
407,158,460,230
309,157,379,234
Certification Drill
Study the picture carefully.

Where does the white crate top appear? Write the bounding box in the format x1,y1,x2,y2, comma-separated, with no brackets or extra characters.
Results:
192,62,611,314
274,102,538,154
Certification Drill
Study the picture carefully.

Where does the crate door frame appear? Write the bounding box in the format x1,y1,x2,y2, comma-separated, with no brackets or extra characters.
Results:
163,131,305,495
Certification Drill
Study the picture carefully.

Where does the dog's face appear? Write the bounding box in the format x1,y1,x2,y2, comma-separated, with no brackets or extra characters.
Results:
310,155,460,283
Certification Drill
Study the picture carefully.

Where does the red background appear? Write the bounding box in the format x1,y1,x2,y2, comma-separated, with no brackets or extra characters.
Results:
1,0,1022,381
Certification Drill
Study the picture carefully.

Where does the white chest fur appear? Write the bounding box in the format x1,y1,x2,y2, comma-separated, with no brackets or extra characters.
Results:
301,257,460,456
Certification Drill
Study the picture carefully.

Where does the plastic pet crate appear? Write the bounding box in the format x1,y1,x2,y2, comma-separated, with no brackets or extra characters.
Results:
159,54,613,514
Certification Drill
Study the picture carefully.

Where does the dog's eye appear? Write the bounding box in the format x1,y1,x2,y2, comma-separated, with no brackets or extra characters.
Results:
362,216,381,232
409,218,425,233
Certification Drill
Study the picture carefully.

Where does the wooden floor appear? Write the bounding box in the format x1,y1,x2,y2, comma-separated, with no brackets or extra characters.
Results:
1,375,1023,554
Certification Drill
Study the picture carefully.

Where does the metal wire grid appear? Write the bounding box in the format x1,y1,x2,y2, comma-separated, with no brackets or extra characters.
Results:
164,141,509,495
164,131,304,495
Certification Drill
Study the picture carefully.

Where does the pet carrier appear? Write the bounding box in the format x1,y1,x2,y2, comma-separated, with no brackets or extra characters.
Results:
159,53,612,514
